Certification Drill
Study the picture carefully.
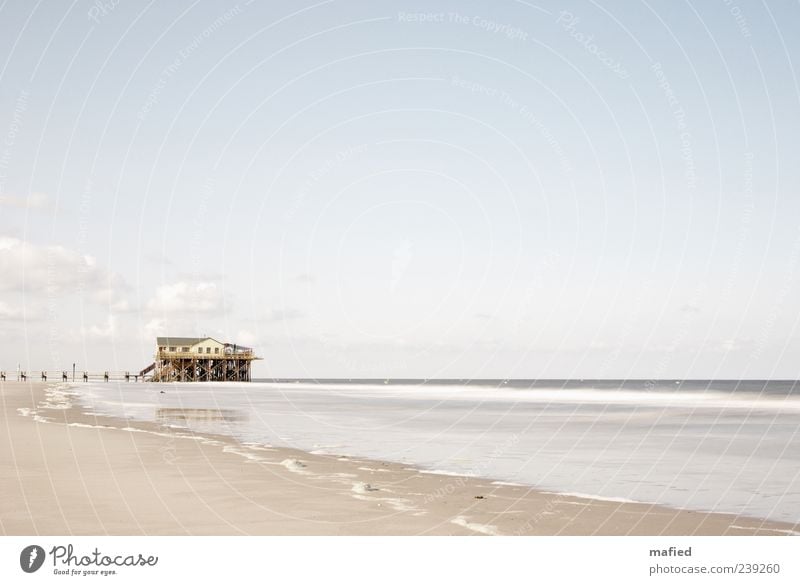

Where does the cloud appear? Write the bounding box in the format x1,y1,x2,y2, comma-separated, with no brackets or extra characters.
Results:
86,315,116,339
473,312,496,321
0,300,22,320
264,308,304,322
719,337,751,352
0,236,133,315
0,236,104,293
143,318,166,340
91,273,133,312
0,192,48,209
236,329,258,346
146,281,225,313
0,297,46,321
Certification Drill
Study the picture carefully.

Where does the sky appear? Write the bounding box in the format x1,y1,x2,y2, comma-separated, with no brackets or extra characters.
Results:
1,0,799,379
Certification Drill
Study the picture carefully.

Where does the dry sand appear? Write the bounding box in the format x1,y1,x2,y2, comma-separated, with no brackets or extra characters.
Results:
1,381,796,536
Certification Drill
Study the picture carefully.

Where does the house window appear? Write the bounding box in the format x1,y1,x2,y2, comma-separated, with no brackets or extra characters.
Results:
206,347,211,354
169,347,176,352
214,347,219,354
182,347,189,352
197,347,203,354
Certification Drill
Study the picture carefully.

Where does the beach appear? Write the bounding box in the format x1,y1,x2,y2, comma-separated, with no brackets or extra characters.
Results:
1,381,796,536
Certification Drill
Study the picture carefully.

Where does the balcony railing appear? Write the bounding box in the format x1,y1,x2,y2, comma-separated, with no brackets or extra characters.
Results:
156,350,256,359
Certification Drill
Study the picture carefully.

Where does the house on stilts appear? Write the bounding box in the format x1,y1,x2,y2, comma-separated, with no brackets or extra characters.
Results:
139,336,260,382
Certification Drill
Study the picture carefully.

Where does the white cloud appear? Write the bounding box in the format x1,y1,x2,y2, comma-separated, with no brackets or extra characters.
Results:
473,312,496,321
719,338,751,352
0,236,103,293
146,281,224,313
143,318,166,340
0,192,48,209
264,307,304,322
110,299,132,312
90,273,133,312
0,236,133,318
86,315,116,339
236,329,258,347
0,297,45,321
0,300,21,320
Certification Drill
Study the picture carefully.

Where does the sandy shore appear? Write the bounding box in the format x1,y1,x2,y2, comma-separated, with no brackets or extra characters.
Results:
1,381,796,536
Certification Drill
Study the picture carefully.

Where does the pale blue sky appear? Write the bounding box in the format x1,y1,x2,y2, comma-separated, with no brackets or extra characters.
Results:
1,0,799,378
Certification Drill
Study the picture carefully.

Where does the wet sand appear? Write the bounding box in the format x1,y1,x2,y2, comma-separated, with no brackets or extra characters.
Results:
1,382,796,536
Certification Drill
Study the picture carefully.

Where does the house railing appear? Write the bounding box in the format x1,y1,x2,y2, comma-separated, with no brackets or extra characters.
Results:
156,350,256,359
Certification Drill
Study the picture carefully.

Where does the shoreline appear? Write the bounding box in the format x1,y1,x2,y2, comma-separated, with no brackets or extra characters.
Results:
1,381,797,536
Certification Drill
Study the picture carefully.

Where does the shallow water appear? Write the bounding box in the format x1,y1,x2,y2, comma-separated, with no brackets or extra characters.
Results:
75,379,800,523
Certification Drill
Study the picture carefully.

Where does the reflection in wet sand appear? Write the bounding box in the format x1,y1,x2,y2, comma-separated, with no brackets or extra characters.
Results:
156,408,245,423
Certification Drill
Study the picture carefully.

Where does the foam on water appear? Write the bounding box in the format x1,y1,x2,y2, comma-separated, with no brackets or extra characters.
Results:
280,459,309,474
451,516,500,536
222,445,267,462
352,481,379,494
349,481,421,514
545,491,643,505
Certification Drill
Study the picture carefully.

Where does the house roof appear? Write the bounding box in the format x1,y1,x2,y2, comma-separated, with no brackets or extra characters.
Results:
157,336,219,346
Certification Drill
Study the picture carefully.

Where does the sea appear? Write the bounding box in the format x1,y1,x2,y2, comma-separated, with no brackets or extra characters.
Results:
75,379,800,524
